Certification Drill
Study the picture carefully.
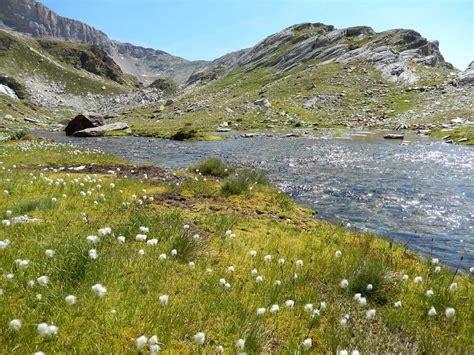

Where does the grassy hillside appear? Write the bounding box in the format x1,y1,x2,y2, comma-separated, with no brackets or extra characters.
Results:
0,133,472,353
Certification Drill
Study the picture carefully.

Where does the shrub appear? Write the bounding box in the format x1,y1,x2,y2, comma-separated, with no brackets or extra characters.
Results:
191,158,232,177
221,169,269,196
170,129,197,141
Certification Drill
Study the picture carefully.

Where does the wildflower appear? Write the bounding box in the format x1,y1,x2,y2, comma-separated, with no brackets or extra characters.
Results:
425,289,434,297
92,284,107,297
98,227,112,236
150,344,161,354
228,265,235,273
37,276,49,287
270,304,280,313
2,220,11,227
285,299,295,308
193,332,206,345
36,294,42,301
353,293,361,301
89,249,98,260
431,258,439,265
249,250,257,257
351,351,360,355
136,335,148,349
312,309,320,317
320,302,327,311
340,318,347,326
87,235,100,244
235,338,245,349
224,283,231,289
340,279,349,289
257,307,266,316
394,301,402,308
139,226,149,233
136,234,147,242
183,224,190,230
206,268,213,273
428,306,437,316
434,266,441,273
302,338,312,349
216,345,224,353
274,280,282,286
110,183,115,188
138,249,145,255
448,283,458,291
358,297,367,306
9,319,21,331
6,273,14,281
256,275,264,283
445,307,455,319
159,294,169,305
414,276,423,284
37,323,58,336
159,253,167,261
117,236,126,243
65,295,77,305
188,262,196,270
45,249,55,258
402,274,409,281
366,284,373,291
149,335,159,344
304,304,313,313
470,267,474,273
111,309,116,316
27,280,34,287
219,278,226,285
0,239,11,249
251,268,258,276
15,259,30,268
147,239,158,246
338,351,348,355
5,210,12,217
51,197,57,203
296,259,303,267
171,249,177,256
264,255,272,262
278,258,285,265
366,309,376,319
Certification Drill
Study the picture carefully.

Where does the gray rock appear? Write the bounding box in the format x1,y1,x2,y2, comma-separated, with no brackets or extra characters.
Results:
0,84,18,100
65,114,105,136
254,98,271,108
73,122,131,137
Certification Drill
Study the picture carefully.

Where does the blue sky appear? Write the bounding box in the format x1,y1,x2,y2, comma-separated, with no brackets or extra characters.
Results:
41,0,473,69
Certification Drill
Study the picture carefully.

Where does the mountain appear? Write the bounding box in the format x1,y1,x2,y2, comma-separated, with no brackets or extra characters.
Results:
0,0,209,83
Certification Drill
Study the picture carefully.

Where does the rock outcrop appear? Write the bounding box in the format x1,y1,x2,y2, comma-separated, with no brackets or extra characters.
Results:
458,61,474,85
73,122,130,137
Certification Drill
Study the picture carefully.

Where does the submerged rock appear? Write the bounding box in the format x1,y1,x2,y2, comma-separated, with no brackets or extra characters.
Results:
384,134,404,140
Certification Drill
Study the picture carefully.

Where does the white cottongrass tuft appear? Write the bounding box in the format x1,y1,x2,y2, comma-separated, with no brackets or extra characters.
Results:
413,276,423,284
139,226,149,233
193,332,206,345
366,309,376,319
335,250,342,258
425,289,434,297
256,275,263,283
402,274,409,281
87,235,100,244
394,301,402,308
285,299,295,308
159,294,169,305
304,303,313,313
448,283,458,292
98,227,112,236
470,266,474,273
92,284,107,297
434,266,441,273
270,304,280,313
9,319,21,331
89,249,98,260
147,239,158,246
249,250,257,257
428,306,437,316
296,259,303,267
37,323,58,336
274,280,282,286
136,335,148,349
117,236,126,243
188,262,195,270
445,307,455,319
366,284,373,291
37,275,49,287
302,338,312,349
65,295,77,305
138,249,145,255
235,338,245,349
278,258,285,266
136,234,147,242
45,249,55,258
340,279,349,289
257,307,266,316
216,345,224,354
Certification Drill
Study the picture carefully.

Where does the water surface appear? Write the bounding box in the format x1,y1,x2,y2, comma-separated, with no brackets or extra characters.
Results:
39,130,474,269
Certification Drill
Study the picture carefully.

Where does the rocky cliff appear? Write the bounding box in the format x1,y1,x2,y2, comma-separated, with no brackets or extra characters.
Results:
0,0,208,82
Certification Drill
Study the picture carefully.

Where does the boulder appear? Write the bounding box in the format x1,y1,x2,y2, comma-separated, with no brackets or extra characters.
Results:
65,114,105,136
254,98,271,108
384,134,404,140
73,122,131,137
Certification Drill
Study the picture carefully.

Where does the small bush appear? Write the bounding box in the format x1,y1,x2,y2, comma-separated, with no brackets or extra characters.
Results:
221,169,269,196
192,158,232,178
170,129,197,141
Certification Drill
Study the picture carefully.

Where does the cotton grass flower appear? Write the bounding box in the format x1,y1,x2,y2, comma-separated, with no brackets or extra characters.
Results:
249,250,257,257
257,307,266,316
413,276,423,284
425,289,434,297
256,275,263,283
270,304,280,313
285,299,295,308
302,338,312,349
235,338,245,349
449,283,458,291
136,234,147,242
402,274,409,281
147,239,158,246
37,323,58,336
296,259,303,267
159,253,167,261
445,307,455,319
89,249,98,260
117,236,126,243
0,239,11,249
278,258,285,265
304,304,313,313
37,276,49,287
138,249,145,255
87,235,100,244
139,226,149,233
216,345,224,353
428,306,437,316
320,302,327,311
92,284,107,297
65,295,77,305
470,266,474,273
159,294,169,305
340,279,349,289
193,332,205,345
45,249,55,258
251,268,258,276
366,309,376,319
136,335,148,349
264,254,272,262
394,301,402,308
98,227,112,236
171,249,177,256
335,250,342,258
434,266,441,273
366,284,373,291
358,297,367,306
149,335,159,344
227,265,235,273
274,280,282,286
188,262,196,270
9,319,21,331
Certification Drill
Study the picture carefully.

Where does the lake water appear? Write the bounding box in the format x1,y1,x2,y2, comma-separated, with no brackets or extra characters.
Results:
38,130,474,270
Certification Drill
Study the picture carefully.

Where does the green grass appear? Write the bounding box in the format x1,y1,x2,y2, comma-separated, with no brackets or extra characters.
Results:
428,126,474,145
191,158,233,178
221,169,271,196
0,124,472,353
